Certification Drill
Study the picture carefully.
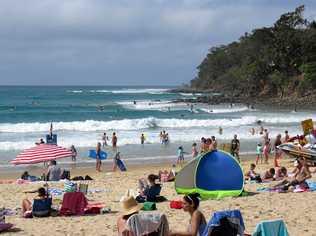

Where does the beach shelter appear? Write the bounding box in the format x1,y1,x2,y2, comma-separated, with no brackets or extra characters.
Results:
175,150,244,199
11,144,72,165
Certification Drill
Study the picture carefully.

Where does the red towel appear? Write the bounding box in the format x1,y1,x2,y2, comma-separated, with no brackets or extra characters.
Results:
84,202,106,214
60,192,88,216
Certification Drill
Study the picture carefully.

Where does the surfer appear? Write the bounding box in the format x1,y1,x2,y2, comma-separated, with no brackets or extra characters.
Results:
96,142,102,172
133,100,136,105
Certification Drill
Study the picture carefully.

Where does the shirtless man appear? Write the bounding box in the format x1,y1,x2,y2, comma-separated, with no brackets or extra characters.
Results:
274,157,311,190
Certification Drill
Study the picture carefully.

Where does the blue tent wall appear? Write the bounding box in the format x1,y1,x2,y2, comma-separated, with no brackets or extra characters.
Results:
195,151,243,191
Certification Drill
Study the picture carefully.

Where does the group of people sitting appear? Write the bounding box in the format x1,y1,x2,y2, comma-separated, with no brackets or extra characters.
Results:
199,136,218,153
245,157,312,191
20,160,65,182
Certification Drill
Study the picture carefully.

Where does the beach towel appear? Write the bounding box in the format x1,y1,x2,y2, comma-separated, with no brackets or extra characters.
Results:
203,209,245,236
306,180,316,191
0,223,13,232
64,180,77,192
84,202,105,214
60,192,87,216
252,219,289,236
48,188,64,196
126,212,169,236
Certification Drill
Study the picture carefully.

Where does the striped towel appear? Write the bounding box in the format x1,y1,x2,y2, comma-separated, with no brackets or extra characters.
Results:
64,181,77,193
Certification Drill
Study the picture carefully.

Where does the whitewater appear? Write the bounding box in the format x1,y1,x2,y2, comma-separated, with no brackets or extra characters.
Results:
0,86,314,166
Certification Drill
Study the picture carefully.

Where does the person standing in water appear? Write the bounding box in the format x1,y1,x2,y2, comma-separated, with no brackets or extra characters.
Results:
218,126,223,135
112,132,118,149
140,133,146,145
96,142,102,172
70,145,77,162
102,132,108,147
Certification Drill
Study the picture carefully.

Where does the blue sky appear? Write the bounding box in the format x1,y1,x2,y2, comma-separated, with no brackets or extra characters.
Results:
0,0,315,86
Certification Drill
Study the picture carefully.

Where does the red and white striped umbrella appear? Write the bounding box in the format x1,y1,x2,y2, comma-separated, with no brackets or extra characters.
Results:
11,144,72,165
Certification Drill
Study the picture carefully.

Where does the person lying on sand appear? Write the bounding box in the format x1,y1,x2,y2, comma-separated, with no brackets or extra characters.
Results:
262,168,276,181
169,193,206,236
136,174,162,203
274,167,288,180
273,158,311,191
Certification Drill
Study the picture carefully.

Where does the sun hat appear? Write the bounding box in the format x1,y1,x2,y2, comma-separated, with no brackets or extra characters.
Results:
121,196,142,216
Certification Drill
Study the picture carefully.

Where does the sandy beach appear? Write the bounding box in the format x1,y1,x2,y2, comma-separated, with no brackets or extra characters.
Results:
0,155,315,236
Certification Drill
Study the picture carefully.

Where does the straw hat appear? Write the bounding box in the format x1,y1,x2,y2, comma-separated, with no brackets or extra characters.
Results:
121,196,142,216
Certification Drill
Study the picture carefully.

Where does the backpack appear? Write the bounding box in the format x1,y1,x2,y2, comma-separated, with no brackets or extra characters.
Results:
210,217,239,236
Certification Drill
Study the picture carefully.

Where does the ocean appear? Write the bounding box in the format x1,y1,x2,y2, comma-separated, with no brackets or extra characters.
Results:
0,86,315,169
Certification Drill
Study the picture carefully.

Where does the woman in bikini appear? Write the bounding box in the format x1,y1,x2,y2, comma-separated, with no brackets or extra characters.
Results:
169,193,206,236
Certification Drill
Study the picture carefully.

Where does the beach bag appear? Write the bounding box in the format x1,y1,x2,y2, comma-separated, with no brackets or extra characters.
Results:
142,202,157,211
32,198,52,217
60,170,70,180
64,181,77,192
170,200,183,209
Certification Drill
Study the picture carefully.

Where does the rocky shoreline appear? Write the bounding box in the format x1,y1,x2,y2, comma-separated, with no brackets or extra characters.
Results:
170,88,316,110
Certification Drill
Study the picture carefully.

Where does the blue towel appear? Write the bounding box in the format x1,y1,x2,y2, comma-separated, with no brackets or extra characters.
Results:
306,180,316,191
202,209,244,236
252,219,289,236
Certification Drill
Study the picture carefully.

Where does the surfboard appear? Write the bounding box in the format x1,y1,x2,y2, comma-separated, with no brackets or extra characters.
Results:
117,159,127,171
88,150,107,160
278,143,316,161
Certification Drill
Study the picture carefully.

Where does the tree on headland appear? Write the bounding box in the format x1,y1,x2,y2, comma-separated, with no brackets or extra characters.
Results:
191,5,316,98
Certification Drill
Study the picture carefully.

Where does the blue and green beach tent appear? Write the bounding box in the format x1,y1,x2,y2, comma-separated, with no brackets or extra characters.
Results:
175,150,244,199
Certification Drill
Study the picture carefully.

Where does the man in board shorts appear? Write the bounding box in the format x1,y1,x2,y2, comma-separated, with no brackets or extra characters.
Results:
231,134,240,162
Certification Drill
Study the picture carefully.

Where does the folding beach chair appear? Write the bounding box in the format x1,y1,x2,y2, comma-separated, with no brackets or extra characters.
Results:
252,219,289,236
126,212,169,236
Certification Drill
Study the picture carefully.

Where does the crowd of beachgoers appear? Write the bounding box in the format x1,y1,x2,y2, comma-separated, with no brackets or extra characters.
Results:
1,121,315,235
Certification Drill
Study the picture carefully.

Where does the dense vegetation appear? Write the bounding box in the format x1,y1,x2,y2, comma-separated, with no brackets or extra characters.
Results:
191,6,316,98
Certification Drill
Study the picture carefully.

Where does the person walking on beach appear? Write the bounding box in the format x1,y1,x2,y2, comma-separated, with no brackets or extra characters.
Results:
102,132,108,147
177,146,186,165
140,133,145,145
96,142,102,172
274,134,282,167
112,132,117,149
112,152,120,172
231,134,240,162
